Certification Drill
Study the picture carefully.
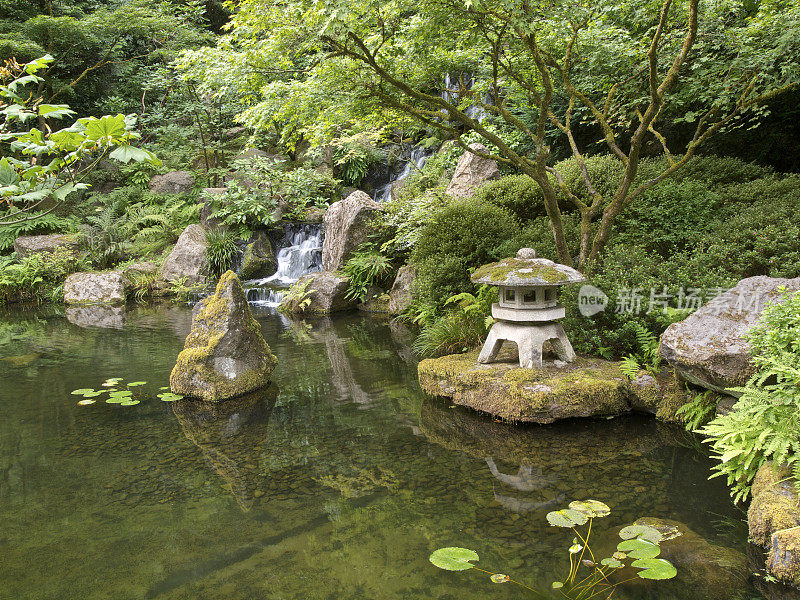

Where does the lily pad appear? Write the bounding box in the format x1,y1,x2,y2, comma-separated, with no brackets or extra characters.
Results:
108,390,133,397
120,399,140,406
552,582,563,589
547,508,589,528
619,524,663,544
77,399,96,406
127,381,146,387
569,500,610,518
71,388,95,395
601,558,623,568
82,391,104,397
157,393,183,402
429,547,479,571
568,544,582,554
106,396,123,404
617,538,661,559
631,558,677,580
490,574,510,583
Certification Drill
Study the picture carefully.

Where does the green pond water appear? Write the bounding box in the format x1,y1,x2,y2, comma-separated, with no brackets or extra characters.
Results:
0,304,766,600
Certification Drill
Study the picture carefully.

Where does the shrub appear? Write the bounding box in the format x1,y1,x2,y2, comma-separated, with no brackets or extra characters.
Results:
0,246,87,305
612,179,722,257
412,199,519,268
671,155,773,188
411,199,519,307
700,289,800,502
471,174,545,222
700,175,800,279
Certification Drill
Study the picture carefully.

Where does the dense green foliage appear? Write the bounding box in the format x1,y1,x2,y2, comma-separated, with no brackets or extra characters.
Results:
701,290,800,502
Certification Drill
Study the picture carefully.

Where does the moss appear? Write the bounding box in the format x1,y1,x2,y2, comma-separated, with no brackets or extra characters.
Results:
170,271,278,401
471,257,570,284
418,351,632,423
749,462,800,547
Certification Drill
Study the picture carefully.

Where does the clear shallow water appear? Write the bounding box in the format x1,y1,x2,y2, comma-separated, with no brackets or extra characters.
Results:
0,305,764,600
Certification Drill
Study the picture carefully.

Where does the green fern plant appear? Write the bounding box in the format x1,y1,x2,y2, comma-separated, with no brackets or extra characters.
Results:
700,289,800,502
620,323,661,379
280,279,314,314
676,390,717,431
129,200,201,256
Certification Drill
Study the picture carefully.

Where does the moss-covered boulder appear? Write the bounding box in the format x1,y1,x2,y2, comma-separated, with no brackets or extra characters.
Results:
170,271,277,401
749,462,800,588
238,235,276,280
417,350,685,423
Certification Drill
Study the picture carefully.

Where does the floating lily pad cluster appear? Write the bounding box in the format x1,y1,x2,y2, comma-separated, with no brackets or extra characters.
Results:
429,498,678,598
70,379,183,406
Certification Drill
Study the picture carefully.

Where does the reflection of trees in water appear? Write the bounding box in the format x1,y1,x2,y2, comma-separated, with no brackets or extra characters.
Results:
172,386,277,512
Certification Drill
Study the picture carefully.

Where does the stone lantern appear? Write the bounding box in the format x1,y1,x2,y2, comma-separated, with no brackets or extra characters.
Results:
471,248,586,369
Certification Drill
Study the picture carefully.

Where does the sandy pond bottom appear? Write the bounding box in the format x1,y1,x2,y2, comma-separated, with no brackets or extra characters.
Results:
0,305,764,600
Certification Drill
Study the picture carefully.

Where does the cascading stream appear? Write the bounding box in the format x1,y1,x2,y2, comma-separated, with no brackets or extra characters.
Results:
373,146,434,203
244,223,322,307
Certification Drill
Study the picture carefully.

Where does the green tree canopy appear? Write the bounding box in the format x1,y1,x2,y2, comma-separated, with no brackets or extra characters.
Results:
184,0,799,269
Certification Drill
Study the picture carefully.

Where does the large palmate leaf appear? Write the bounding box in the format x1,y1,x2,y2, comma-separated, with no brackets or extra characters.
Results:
83,115,127,141
429,547,479,571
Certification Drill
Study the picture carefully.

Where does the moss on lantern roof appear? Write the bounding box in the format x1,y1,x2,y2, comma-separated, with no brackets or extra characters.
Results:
471,257,585,286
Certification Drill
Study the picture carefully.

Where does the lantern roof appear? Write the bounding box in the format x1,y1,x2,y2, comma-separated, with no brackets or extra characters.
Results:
470,248,586,287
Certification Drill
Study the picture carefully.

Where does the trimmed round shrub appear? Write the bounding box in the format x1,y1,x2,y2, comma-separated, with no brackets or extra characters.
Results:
411,199,520,306
412,199,520,266
471,174,545,222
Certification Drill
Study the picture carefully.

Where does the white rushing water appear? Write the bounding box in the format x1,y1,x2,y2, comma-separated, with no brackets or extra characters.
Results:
373,146,435,203
245,223,322,307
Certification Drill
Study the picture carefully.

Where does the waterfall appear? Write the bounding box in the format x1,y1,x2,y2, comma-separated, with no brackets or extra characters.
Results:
442,72,489,122
373,145,435,203
244,223,323,307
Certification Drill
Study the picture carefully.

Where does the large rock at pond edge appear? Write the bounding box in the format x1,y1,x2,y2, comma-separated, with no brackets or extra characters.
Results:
749,462,800,588
417,351,675,423
158,224,209,287
611,517,747,600
321,191,383,272
170,271,277,401
660,276,800,393
148,170,195,195
238,235,276,280
13,233,80,257
64,271,127,304
445,142,500,198
388,265,415,314
279,271,356,314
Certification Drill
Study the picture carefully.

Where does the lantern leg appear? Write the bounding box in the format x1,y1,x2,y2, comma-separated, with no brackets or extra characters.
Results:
477,326,504,364
549,323,576,362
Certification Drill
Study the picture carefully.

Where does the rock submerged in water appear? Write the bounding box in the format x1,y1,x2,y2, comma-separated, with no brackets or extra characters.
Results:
170,271,277,401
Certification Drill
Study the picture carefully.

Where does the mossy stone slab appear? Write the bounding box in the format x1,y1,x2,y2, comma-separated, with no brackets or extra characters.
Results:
418,351,649,424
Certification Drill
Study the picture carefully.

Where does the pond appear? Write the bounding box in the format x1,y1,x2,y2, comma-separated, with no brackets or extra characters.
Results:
0,305,765,600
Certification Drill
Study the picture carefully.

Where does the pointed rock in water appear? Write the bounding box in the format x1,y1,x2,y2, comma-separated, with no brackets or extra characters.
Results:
170,271,277,401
